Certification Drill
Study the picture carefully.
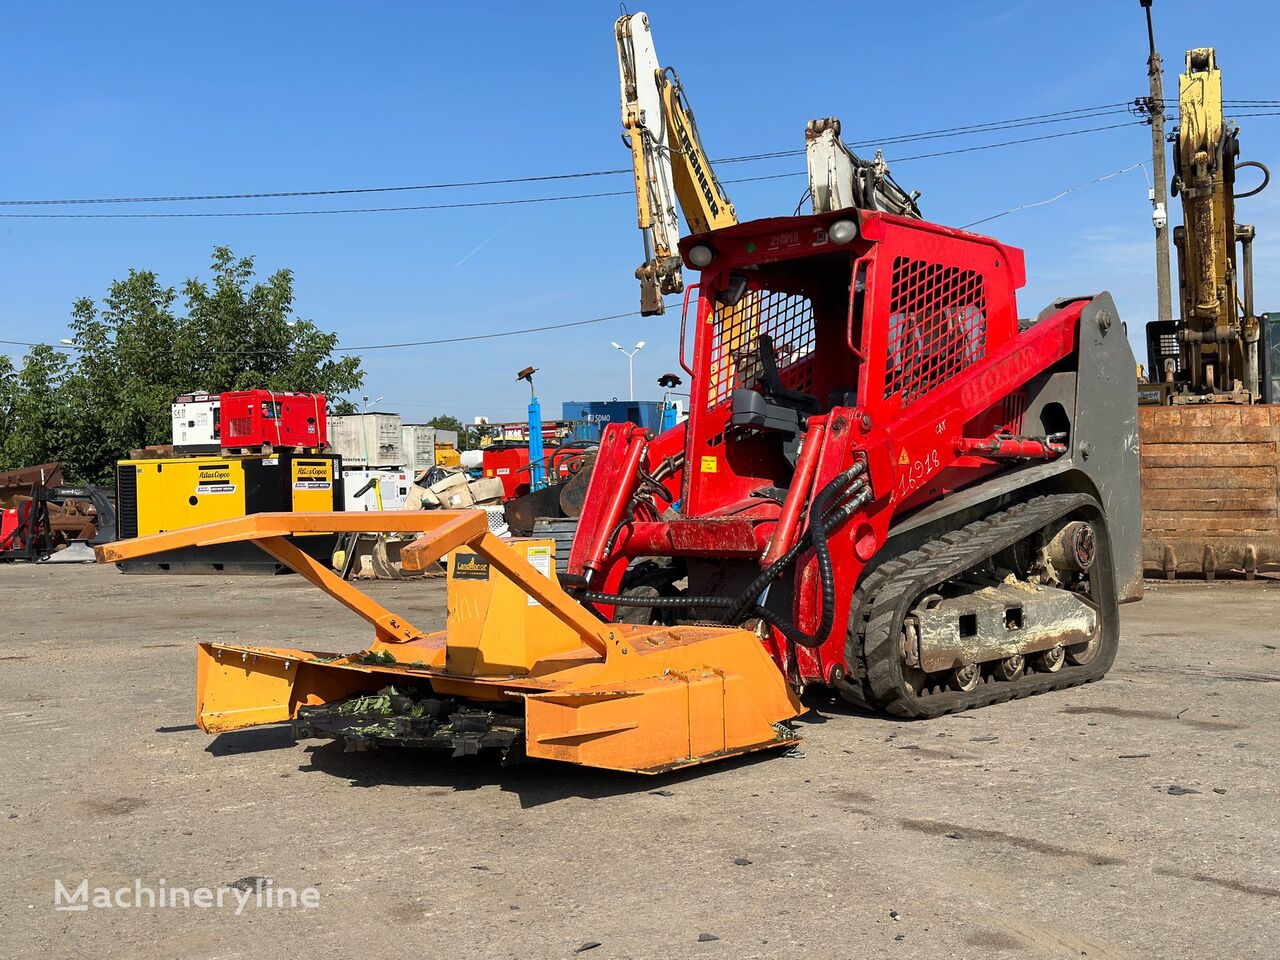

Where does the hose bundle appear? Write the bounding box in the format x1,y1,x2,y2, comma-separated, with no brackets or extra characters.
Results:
581,462,870,649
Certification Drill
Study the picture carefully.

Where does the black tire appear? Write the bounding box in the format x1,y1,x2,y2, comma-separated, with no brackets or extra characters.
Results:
614,559,683,626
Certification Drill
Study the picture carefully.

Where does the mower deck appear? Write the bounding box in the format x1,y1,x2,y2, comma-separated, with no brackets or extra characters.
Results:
99,511,803,774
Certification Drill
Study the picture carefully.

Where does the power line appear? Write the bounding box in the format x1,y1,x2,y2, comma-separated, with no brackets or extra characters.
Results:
0,173,805,219
890,120,1145,163
12,155,1151,355
961,162,1147,229
0,189,635,219
852,105,1134,148
334,308,661,351
0,132,1243,357
730,106,1139,163
0,101,1140,207
0,122,1150,220
9,303,666,356
0,154,1173,359
1,338,70,350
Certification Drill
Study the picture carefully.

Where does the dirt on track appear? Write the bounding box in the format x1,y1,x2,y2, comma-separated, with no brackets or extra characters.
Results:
1,564,1277,959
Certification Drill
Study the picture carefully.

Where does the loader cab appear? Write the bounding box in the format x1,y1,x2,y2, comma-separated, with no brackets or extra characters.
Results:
677,210,1024,515
677,215,864,512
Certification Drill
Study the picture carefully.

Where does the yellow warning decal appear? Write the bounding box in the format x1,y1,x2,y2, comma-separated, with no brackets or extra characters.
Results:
700,455,718,473
898,449,909,465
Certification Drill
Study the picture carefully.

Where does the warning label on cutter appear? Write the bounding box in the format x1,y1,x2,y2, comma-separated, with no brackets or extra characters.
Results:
526,546,553,606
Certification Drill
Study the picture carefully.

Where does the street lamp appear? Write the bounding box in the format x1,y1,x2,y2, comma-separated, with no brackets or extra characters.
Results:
610,340,647,401
360,395,383,466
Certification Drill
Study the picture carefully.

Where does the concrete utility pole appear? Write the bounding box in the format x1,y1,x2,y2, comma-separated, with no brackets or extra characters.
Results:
1142,0,1174,326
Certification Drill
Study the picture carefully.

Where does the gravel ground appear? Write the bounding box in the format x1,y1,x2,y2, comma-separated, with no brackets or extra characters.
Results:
1,563,1277,959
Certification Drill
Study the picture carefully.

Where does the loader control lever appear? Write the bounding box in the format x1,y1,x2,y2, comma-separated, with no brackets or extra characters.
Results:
730,335,821,461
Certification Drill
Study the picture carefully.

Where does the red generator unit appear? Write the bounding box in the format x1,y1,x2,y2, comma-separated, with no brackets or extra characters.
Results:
481,443,532,500
549,440,598,481
483,440,599,500
0,502,32,556
219,391,328,453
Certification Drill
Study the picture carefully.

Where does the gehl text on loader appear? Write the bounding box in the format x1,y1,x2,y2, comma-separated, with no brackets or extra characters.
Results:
98,12,1141,775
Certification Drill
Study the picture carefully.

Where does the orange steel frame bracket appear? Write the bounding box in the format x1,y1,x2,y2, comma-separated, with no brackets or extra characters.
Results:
96,510,620,657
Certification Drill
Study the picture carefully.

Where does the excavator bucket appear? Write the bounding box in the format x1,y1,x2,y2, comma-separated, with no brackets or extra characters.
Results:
96,511,802,773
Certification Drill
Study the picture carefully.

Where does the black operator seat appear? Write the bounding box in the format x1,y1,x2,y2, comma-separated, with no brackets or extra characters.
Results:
729,334,822,438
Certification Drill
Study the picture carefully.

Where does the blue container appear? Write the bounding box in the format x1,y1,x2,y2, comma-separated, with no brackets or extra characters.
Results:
561,400,666,441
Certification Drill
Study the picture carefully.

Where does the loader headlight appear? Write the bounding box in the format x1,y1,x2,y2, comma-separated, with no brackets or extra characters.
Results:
687,244,715,268
828,219,858,244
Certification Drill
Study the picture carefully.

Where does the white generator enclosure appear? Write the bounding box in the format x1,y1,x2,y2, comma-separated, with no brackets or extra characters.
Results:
341,467,411,512
172,393,221,454
330,413,404,468
401,424,438,472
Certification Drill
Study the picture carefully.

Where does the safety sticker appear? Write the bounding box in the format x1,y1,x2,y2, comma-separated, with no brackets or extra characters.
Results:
526,546,553,606
700,455,718,473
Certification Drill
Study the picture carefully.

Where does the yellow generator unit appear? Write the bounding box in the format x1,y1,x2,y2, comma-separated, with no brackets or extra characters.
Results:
114,453,344,573
434,444,461,468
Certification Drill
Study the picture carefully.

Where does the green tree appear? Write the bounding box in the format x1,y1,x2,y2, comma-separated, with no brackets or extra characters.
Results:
426,414,476,450
0,355,18,459
1,346,70,469
180,247,362,397
0,246,364,484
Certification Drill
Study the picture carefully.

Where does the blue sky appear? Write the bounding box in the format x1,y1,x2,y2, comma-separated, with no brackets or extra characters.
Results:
2,1,1277,423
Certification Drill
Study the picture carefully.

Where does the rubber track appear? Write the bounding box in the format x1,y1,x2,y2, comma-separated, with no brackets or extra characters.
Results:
842,493,1120,718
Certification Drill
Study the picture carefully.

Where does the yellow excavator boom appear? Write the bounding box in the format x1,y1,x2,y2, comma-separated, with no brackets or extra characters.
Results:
1171,47,1264,396
615,12,736,315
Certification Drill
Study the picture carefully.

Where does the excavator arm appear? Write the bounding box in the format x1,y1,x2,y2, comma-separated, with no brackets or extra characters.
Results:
616,12,736,316
615,13,923,315
805,117,922,218
1169,47,1268,397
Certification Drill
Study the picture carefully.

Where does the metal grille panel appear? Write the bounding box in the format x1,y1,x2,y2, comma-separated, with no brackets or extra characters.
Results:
227,416,252,439
884,256,987,404
707,290,816,406
1145,320,1182,378
116,464,138,540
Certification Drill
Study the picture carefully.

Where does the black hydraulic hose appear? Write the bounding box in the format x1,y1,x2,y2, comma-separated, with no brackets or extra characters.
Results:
580,465,870,643
580,589,734,609
719,478,843,624
755,485,872,649
1234,160,1270,199
722,464,866,625
601,499,641,561
638,463,674,502
580,485,864,616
